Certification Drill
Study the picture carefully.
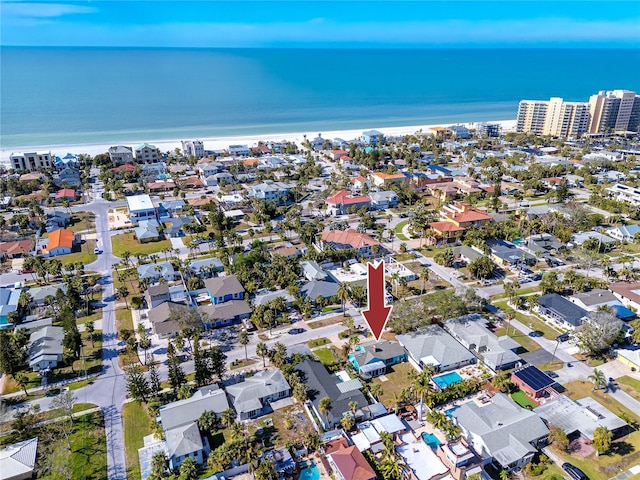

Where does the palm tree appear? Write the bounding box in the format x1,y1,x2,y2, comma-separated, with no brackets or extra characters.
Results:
369,383,383,402
336,282,350,315
499,470,509,480
318,397,332,429
256,342,269,368
239,330,249,360
422,266,430,294
589,369,606,391
410,366,435,420
221,408,236,428
348,400,358,415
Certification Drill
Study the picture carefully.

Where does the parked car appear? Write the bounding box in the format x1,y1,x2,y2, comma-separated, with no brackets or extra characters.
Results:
528,331,543,337
562,463,588,480
544,370,559,379
288,328,305,335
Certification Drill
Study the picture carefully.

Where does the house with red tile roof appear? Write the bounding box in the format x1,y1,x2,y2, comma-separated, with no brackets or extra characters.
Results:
55,189,77,201
42,229,75,257
349,177,370,193
440,203,492,229
318,229,379,257
329,149,348,161
327,445,376,480
326,190,371,215
370,172,407,187
0,239,35,259
428,221,466,244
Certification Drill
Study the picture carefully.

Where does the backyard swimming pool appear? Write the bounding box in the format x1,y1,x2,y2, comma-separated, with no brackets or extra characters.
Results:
433,371,463,389
421,432,442,449
299,460,320,480
445,405,460,418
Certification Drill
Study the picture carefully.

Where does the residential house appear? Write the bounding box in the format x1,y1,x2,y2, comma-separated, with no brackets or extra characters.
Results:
610,281,640,312
54,167,82,188
54,153,80,169
248,181,291,204
126,194,157,224
396,433,450,480
178,176,204,190
349,176,370,192
146,284,171,309
444,314,522,371
55,189,77,202
137,261,178,284
197,162,222,178
181,140,204,158
0,239,34,259
328,149,348,161
439,203,492,230
156,200,185,219
0,438,39,480
397,324,477,373
253,289,296,308
148,301,189,338
326,190,371,215
428,221,466,245
449,124,471,139
370,172,406,188
135,143,160,163
450,393,549,471
300,260,329,282
163,218,193,238
134,219,162,243
362,129,384,145
45,211,70,232
535,395,627,441
327,445,377,480
28,326,64,371
228,145,250,157
615,347,640,370
295,359,369,429
204,275,244,305
570,231,616,250
270,244,306,259
226,370,291,420
27,284,67,307
488,241,537,267
350,414,407,453
300,281,339,303
606,224,640,242
158,385,229,469
317,229,379,257
10,151,53,172
369,191,399,210
0,286,21,327
569,289,623,312
510,365,557,404
109,145,134,164
42,229,76,257
188,258,224,278
537,294,587,330
200,300,252,328
348,340,407,378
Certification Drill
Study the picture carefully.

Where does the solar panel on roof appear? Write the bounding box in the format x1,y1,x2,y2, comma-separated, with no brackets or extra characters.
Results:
513,365,555,391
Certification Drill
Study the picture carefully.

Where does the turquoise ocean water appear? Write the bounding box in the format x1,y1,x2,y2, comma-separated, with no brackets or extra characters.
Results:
1,47,639,148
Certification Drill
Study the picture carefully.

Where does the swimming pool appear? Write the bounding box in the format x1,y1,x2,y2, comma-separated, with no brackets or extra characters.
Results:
445,405,460,418
512,238,524,245
421,432,442,449
433,371,463,389
299,460,320,480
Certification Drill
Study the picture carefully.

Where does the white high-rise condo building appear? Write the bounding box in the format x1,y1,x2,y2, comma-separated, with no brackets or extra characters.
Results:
10,151,54,171
588,90,640,134
516,98,589,137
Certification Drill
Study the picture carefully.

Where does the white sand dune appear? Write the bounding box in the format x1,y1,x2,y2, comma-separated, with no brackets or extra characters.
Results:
1,119,516,162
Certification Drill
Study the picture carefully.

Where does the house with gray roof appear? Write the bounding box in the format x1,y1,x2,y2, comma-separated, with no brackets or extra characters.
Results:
200,300,252,328
165,422,210,470
569,289,622,312
606,224,640,242
537,293,587,330
369,191,399,210
28,326,64,372
348,341,407,378
134,219,161,243
159,384,230,431
204,275,244,304
397,324,477,373
0,437,38,480
534,395,626,442
26,284,67,307
148,301,190,338
301,260,328,281
188,257,224,278
295,359,369,430
301,281,339,302
0,286,21,327
247,180,291,204
253,289,295,308
146,284,171,309
137,261,178,284
156,200,186,218
226,370,291,420
162,217,193,238
444,314,521,371
450,393,548,471
453,245,484,264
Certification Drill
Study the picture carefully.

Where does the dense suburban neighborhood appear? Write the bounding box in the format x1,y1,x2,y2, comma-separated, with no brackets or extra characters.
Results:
3,90,640,480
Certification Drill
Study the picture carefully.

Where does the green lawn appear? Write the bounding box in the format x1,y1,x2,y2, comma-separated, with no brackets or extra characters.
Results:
495,326,541,353
313,347,339,366
69,212,96,233
511,389,537,408
116,308,134,331
307,338,330,348
394,220,410,240
230,358,257,370
61,239,98,265
494,300,560,339
111,232,172,258
617,376,640,403
123,401,153,480
372,362,416,409
49,330,103,383
77,308,103,325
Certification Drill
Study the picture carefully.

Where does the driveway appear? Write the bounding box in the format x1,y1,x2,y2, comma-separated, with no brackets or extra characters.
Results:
521,348,555,366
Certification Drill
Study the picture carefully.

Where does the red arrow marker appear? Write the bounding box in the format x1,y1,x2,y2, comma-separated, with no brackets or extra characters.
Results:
362,260,392,342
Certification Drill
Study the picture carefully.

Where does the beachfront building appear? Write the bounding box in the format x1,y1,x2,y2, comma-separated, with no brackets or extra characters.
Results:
126,194,157,224
10,151,54,172
516,98,590,137
588,90,640,134
228,144,250,156
108,145,134,164
362,129,384,145
181,140,204,158
135,143,160,163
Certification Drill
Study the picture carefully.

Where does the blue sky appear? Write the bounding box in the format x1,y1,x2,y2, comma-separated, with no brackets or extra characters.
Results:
2,0,639,48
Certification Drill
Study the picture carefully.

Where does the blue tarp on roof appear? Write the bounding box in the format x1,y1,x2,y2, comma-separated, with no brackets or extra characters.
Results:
612,304,637,320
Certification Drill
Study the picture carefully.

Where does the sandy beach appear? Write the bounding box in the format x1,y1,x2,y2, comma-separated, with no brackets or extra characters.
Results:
1,119,517,163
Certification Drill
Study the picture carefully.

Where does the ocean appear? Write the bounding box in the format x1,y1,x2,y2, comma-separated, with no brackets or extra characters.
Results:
1,47,639,148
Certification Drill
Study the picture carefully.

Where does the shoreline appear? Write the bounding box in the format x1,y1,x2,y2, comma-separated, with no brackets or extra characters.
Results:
0,119,517,162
